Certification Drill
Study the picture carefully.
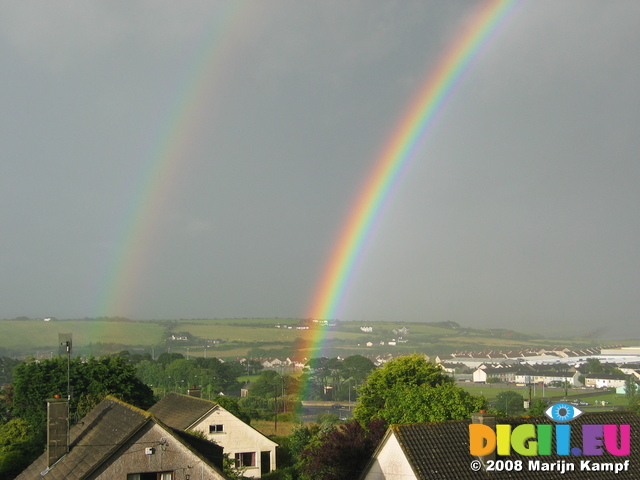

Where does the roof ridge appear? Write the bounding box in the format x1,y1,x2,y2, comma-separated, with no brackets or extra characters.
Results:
104,394,153,418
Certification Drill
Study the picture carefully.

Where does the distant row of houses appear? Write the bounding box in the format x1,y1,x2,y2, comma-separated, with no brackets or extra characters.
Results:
434,346,607,368
447,363,638,389
166,333,224,344
434,346,640,372
274,319,339,330
244,352,414,373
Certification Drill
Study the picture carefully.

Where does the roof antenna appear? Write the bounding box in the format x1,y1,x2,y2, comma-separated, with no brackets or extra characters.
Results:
58,333,72,400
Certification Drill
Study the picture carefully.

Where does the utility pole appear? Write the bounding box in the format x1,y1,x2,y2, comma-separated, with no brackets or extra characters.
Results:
274,385,278,433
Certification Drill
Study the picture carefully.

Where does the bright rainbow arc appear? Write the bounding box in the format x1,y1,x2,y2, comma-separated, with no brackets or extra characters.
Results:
306,0,520,338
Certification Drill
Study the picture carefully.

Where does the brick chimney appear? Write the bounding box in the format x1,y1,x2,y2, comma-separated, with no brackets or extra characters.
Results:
471,410,496,466
47,396,69,467
187,386,201,398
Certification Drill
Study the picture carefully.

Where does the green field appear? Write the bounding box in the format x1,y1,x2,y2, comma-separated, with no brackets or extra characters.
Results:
458,383,629,410
0,319,165,350
1,317,637,360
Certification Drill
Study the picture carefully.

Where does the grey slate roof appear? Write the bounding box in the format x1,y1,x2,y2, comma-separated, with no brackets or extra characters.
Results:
149,392,278,447
148,392,216,430
16,396,225,480
365,411,640,479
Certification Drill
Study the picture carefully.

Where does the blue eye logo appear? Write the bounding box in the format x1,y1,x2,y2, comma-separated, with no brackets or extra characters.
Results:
544,403,584,422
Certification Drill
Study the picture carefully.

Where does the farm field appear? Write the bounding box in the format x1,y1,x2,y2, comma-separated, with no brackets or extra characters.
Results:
0,319,164,352
251,419,296,437
1,317,636,360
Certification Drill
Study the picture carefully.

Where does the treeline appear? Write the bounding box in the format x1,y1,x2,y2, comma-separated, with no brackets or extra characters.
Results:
129,351,249,397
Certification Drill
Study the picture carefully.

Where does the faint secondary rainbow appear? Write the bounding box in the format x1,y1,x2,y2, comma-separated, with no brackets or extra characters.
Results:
96,3,248,317
302,0,520,357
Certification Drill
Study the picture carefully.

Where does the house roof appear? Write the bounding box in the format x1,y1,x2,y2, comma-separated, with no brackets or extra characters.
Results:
362,411,640,479
148,392,216,430
584,373,628,380
149,393,278,447
16,396,226,480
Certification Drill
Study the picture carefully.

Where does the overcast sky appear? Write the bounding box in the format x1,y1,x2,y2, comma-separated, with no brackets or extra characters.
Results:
2,1,640,336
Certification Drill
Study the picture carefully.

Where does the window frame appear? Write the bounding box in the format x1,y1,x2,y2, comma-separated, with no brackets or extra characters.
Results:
235,451,256,468
127,472,173,480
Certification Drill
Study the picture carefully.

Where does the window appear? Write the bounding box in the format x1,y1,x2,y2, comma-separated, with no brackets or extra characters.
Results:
209,424,224,433
127,472,173,480
235,452,256,468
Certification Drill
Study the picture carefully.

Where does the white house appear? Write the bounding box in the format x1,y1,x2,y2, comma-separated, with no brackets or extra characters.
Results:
583,373,627,389
359,411,640,479
150,392,277,478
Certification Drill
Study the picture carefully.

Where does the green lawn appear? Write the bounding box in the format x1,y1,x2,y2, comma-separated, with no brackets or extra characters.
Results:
458,383,630,408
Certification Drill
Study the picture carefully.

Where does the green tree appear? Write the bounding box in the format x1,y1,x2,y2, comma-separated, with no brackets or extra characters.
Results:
625,376,638,400
0,357,19,385
353,354,453,423
527,398,548,416
584,358,604,374
341,355,375,382
249,370,283,399
628,393,640,414
297,418,387,480
0,418,41,479
12,356,155,431
493,391,525,416
379,382,485,424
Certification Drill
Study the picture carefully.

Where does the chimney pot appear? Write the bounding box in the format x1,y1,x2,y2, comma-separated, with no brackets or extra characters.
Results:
471,411,496,466
187,387,201,398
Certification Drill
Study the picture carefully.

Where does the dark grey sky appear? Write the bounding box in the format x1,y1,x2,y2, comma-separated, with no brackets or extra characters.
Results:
2,1,639,335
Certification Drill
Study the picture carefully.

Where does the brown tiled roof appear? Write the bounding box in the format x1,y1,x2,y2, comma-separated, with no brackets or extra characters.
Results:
16,396,226,480
148,392,217,430
373,411,640,479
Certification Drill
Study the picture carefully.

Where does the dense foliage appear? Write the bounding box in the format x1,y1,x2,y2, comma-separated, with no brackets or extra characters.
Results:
0,358,19,385
242,370,300,420
133,352,245,398
354,353,463,423
296,418,387,480
13,356,154,429
303,355,374,401
492,390,525,416
378,381,485,424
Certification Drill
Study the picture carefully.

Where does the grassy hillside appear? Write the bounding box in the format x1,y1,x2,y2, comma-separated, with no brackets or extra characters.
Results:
0,319,164,350
0,317,631,359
